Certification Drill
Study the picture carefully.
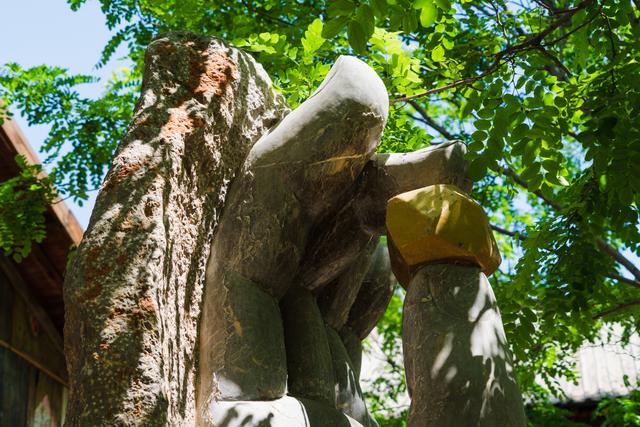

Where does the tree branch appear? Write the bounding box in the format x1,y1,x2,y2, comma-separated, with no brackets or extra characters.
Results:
606,273,640,289
404,89,640,284
491,224,526,241
593,299,640,319
543,11,598,46
408,100,457,140
393,64,502,104
393,0,594,104
502,167,640,281
490,225,640,289
597,239,640,281
501,167,563,210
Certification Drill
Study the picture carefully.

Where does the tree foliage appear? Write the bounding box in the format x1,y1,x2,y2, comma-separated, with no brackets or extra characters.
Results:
2,0,640,424
0,155,55,261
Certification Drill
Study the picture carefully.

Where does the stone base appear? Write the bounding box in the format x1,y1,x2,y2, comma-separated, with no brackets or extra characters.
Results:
203,396,364,427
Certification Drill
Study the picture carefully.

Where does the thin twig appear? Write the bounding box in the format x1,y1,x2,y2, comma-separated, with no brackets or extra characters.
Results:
593,299,640,319
492,224,526,241
600,10,617,91
543,11,598,47
501,167,563,210
606,273,640,289
407,100,457,140
51,188,99,204
536,46,572,79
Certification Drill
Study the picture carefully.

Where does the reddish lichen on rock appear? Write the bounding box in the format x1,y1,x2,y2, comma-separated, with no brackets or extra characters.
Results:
194,51,239,98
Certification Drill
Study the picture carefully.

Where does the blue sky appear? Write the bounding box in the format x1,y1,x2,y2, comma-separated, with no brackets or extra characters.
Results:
1,0,127,228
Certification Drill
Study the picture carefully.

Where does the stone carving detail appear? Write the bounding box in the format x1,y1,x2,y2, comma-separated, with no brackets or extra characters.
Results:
63,32,525,426
387,186,527,427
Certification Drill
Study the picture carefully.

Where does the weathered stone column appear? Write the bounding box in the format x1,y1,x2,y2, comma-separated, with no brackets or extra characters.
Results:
386,185,527,427
63,33,288,425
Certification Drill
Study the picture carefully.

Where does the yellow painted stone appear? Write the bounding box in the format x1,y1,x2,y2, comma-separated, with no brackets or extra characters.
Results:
385,184,501,284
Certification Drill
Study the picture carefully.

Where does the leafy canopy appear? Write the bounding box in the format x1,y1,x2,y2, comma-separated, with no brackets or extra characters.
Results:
1,0,640,424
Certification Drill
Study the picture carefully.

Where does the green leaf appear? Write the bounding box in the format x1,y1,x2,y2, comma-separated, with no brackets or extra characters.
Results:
403,10,419,32
301,19,325,56
434,0,451,10
469,158,487,180
477,108,494,119
503,94,519,106
472,130,487,141
554,96,567,108
371,0,388,19
511,123,529,140
412,0,431,8
419,2,438,28
347,20,367,54
431,44,445,62
322,16,349,39
327,0,356,17
355,4,375,38
474,119,491,130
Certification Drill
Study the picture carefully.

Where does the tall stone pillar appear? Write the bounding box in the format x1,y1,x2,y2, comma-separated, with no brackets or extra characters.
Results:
386,185,527,427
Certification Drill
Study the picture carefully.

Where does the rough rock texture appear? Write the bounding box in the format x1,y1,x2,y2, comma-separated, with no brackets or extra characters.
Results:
64,32,523,426
197,55,389,418
198,272,286,401
402,265,527,427
340,327,363,378
318,240,378,330
63,33,287,425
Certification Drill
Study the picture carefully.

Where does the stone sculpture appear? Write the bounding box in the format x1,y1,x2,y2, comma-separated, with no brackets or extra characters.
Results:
63,33,525,426
387,185,527,426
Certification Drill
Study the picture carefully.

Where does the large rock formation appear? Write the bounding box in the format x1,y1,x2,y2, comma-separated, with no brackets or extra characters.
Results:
63,33,287,425
63,32,524,427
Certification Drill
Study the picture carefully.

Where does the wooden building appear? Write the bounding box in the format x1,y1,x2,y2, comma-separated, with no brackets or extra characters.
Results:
0,119,82,426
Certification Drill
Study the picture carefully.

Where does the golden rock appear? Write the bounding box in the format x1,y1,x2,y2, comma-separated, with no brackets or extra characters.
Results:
385,184,501,286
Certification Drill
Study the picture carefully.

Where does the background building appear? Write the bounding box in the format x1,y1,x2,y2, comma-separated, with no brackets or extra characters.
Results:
0,119,82,426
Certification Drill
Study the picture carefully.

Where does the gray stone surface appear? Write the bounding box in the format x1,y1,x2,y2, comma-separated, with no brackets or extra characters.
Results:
281,286,335,405
347,244,395,340
198,55,389,417
198,272,286,402
204,396,364,427
203,55,389,299
326,326,371,427
318,240,377,330
299,140,469,291
63,32,520,426
340,327,363,379
402,264,526,427
63,33,287,425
